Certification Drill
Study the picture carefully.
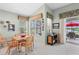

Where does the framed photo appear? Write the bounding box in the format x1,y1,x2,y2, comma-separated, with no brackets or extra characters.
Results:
0,21,4,24
6,21,10,23
42,19,44,31
36,20,42,35
8,24,15,31
52,23,60,29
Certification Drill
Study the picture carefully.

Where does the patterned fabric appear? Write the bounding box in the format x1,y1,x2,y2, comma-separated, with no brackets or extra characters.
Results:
0,35,5,44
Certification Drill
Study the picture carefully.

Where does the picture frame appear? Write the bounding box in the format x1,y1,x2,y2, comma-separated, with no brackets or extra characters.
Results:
42,19,44,31
36,20,42,35
6,21,10,23
52,23,60,29
8,24,15,31
0,21,4,24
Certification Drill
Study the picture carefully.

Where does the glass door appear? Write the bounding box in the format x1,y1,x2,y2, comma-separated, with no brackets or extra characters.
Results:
65,17,79,44
30,19,42,48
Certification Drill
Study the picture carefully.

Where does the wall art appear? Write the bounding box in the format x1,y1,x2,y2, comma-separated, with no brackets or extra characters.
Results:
0,21,4,24
36,20,42,35
8,24,15,31
6,21,10,24
52,23,60,29
59,9,79,19
42,19,44,31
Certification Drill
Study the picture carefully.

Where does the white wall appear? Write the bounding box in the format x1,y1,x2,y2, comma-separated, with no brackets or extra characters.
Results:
0,10,19,41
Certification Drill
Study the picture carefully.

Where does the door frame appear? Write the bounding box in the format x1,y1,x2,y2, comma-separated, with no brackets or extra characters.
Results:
63,16,79,44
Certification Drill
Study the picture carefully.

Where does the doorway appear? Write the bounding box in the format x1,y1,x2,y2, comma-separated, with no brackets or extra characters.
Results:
30,19,42,48
47,18,52,34
64,16,79,44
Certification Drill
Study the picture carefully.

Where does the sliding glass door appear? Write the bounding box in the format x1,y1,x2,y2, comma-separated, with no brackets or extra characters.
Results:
65,17,79,44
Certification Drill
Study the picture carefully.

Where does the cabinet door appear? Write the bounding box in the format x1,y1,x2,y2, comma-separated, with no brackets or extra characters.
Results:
48,36,53,44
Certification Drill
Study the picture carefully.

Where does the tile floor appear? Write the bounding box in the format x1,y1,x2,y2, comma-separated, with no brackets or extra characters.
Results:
0,43,79,55
30,43,79,55
67,38,79,45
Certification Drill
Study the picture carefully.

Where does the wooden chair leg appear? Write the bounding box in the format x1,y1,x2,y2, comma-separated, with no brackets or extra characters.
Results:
25,46,27,55
8,49,11,55
6,47,10,55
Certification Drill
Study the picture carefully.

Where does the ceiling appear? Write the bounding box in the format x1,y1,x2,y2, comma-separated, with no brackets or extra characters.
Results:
0,3,71,16
46,3,71,10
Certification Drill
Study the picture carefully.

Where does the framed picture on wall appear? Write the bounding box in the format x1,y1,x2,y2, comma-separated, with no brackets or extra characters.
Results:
8,24,15,31
42,19,44,31
52,23,60,29
36,20,42,35
0,21,4,24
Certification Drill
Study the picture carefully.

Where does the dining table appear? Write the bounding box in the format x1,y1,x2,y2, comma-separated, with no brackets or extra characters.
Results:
7,34,33,55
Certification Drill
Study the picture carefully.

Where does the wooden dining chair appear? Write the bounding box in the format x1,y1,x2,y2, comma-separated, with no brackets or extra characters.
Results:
17,35,31,54
25,35,34,52
0,35,5,47
6,36,19,55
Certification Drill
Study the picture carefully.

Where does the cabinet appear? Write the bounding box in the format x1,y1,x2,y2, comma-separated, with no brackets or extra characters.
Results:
47,34,57,45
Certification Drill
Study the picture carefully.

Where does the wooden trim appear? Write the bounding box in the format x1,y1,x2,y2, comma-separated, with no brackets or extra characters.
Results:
18,16,29,21
31,13,43,20
59,9,79,19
